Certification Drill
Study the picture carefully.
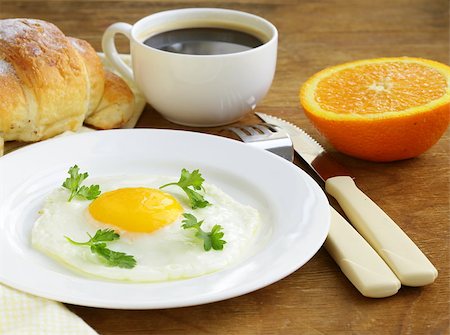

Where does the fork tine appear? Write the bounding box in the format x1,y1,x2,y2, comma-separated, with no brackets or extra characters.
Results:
253,124,273,135
228,124,275,139
228,127,250,140
227,123,294,161
243,126,261,136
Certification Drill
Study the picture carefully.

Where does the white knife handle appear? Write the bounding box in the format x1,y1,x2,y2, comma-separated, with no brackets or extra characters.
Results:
325,176,438,286
325,207,401,298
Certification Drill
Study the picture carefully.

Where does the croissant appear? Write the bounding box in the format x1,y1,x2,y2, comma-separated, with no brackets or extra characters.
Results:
0,18,135,154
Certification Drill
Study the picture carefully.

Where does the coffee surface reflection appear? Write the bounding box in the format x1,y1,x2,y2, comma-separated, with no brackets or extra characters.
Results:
143,27,264,55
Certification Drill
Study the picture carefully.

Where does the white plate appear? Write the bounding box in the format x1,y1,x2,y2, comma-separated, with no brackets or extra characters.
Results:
0,129,330,309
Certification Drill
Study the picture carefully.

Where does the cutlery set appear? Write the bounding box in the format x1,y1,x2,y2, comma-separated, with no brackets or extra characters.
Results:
229,113,438,298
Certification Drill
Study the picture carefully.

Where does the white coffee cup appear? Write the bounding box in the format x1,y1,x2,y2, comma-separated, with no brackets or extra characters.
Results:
102,8,278,126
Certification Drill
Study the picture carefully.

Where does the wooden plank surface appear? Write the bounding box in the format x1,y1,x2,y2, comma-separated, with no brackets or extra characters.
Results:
1,0,449,334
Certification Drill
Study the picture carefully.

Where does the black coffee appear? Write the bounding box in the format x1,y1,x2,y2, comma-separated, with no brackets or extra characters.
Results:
143,27,264,55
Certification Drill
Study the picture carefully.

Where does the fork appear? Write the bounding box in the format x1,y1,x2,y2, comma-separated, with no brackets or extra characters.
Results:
228,123,402,298
227,124,294,161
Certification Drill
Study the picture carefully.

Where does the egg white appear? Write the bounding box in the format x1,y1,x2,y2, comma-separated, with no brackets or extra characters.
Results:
31,175,262,282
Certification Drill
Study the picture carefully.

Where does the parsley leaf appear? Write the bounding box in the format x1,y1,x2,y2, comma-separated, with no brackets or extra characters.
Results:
77,185,101,201
210,225,226,251
183,188,210,209
65,229,136,269
178,169,205,190
90,244,137,269
181,213,226,251
62,165,101,202
90,229,120,243
160,169,210,209
181,213,203,229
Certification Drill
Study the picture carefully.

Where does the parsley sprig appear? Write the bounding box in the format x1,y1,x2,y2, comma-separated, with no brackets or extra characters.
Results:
160,169,210,209
182,213,226,251
65,229,137,269
62,165,101,202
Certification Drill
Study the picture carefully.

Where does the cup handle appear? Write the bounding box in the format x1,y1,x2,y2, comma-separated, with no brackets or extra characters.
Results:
102,22,134,83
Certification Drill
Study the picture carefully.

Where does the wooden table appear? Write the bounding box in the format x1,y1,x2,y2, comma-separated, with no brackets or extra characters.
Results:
2,0,449,334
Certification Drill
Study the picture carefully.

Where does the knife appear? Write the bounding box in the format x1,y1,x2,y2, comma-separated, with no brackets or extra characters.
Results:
251,117,401,298
256,112,438,287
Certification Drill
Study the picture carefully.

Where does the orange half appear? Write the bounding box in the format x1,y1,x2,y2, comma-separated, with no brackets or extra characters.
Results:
300,57,450,162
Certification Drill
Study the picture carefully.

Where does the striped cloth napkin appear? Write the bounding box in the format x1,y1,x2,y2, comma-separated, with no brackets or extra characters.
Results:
0,284,98,335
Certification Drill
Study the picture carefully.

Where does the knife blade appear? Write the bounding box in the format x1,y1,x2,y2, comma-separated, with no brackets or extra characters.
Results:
256,112,438,287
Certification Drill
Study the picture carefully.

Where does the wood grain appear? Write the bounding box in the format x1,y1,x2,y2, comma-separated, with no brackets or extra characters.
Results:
1,0,449,334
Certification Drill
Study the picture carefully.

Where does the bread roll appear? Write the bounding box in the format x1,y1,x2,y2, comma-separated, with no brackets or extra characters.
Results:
0,18,136,150
85,71,135,129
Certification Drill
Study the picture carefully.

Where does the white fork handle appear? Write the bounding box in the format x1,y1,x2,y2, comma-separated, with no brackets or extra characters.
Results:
326,176,438,286
325,207,401,298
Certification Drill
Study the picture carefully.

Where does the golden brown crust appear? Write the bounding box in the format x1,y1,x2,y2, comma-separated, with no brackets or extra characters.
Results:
68,37,104,116
0,19,88,141
0,55,30,139
84,71,135,129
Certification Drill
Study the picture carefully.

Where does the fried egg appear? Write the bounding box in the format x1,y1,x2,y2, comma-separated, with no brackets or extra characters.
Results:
31,175,261,282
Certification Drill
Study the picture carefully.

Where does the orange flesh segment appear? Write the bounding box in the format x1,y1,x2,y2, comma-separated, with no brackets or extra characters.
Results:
315,62,448,114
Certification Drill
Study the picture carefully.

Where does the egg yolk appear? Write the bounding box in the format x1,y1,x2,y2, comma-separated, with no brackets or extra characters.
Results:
88,188,183,233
